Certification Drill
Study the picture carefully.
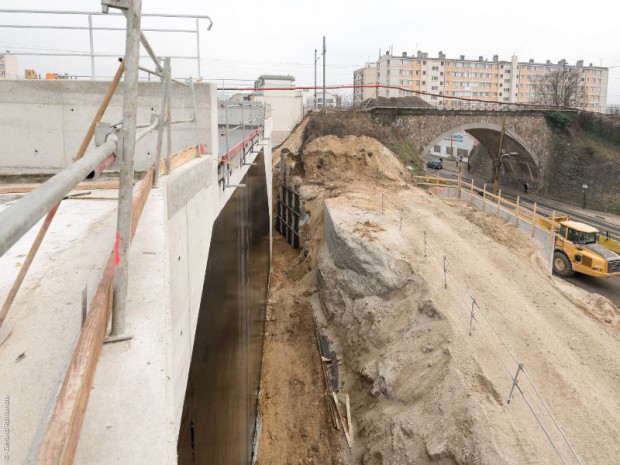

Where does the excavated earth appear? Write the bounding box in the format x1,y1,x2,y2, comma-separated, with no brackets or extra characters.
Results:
257,134,620,465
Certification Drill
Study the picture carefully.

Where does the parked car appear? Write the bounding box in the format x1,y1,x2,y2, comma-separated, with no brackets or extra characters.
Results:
426,159,443,170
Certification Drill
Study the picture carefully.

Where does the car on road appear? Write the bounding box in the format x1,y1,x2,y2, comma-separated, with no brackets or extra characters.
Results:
426,159,443,170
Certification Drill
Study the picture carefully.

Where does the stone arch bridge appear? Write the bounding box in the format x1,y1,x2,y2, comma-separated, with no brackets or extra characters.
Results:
370,108,565,187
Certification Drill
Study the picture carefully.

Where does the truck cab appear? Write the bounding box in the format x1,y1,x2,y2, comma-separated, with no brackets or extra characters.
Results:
553,220,620,277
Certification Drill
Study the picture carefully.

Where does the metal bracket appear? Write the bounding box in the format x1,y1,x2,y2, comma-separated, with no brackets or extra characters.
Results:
95,122,123,163
101,0,131,13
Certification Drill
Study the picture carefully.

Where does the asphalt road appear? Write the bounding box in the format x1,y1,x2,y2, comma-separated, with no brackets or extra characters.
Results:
427,165,620,306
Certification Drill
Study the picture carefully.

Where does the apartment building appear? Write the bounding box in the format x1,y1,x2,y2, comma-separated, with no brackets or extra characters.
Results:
353,63,378,103
0,54,18,79
353,51,608,112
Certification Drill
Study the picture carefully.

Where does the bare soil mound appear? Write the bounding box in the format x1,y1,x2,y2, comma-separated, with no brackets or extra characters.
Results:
302,135,408,185
260,133,620,465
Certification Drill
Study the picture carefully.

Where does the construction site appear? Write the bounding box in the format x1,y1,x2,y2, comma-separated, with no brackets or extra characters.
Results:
1,3,620,465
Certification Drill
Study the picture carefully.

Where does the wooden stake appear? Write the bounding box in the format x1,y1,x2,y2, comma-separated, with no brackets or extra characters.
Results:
345,393,353,444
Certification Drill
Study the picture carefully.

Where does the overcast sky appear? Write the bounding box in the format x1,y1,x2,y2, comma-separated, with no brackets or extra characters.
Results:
1,0,619,104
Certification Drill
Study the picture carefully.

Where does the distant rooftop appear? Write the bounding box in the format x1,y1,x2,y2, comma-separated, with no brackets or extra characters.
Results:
256,74,295,82
378,50,607,69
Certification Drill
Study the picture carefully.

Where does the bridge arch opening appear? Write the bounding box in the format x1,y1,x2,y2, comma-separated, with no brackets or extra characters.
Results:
423,123,540,187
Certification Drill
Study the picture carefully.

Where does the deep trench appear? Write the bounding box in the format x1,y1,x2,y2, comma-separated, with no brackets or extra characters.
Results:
177,152,271,465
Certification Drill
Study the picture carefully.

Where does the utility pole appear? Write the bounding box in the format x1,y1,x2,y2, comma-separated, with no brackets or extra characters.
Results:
492,117,506,195
314,49,317,109
322,36,326,111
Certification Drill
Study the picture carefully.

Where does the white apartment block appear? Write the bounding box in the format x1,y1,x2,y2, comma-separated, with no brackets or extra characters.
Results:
353,63,378,104
0,54,18,79
353,51,608,112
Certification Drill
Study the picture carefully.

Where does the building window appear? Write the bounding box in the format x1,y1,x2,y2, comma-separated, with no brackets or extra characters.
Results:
433,145,441,153
432,66,439,71
457,148,468,157
431,76,438,81
423,61,426,65
446,146,453,155
431,95,437,100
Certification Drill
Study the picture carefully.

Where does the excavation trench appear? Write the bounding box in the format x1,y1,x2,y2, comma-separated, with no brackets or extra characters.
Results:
177,153,271,465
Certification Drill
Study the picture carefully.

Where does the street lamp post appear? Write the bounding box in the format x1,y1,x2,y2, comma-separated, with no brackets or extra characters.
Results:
582,184,588,209
314,49,318,109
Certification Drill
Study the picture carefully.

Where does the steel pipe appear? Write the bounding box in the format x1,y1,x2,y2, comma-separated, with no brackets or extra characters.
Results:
110,0,142,340
0,9,213,21
0,24,195,33
0,137,117,257
86,153,116,179
138,65,190,87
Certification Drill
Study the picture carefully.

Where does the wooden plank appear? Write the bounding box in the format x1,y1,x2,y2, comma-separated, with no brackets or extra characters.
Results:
159,146,197,175
35,167,154,465
345,393,353,444
332,392,352,449
0,180,120,194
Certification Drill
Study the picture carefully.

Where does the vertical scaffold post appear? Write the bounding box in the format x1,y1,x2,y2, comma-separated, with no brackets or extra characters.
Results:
189,76,202,158
88,14,96,79
482,183,487,212
153,57,170,187
423,231,427,257
470,179,474,206
507,362,524,404
225,101,230,186
165,58,173,175
531,202,537,237
241,102,246,164
443,256,447,289
109,0,142,341
457,171,462,199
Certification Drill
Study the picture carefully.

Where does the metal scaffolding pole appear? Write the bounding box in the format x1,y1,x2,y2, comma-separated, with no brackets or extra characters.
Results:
109,0,142,341
0,139,117,257
153,58,171,186
88,14,95,79
165,63,173,174
189,76,202,157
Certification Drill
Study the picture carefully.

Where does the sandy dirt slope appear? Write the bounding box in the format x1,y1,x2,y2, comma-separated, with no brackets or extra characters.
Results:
259,134,620,465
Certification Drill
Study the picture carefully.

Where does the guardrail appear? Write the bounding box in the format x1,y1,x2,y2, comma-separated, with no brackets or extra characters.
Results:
218,101,267,188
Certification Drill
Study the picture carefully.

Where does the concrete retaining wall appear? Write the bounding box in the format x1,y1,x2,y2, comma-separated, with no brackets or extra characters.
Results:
74,125,272,465
0,80,219,175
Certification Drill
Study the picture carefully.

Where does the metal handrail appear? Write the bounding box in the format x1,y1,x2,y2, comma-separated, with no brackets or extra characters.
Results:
0,136,118,256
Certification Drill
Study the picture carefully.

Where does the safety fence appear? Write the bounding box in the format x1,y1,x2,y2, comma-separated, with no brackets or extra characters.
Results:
413,175,620,269
218,101,267,188
375,191,584,465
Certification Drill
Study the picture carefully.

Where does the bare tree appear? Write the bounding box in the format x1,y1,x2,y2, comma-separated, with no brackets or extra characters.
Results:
534,66,585,108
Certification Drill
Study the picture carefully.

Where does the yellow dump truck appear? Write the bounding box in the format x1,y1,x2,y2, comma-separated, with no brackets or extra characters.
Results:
541,218,620,278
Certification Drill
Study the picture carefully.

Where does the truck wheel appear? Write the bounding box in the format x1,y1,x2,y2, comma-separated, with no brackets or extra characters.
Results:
553,251,574,277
